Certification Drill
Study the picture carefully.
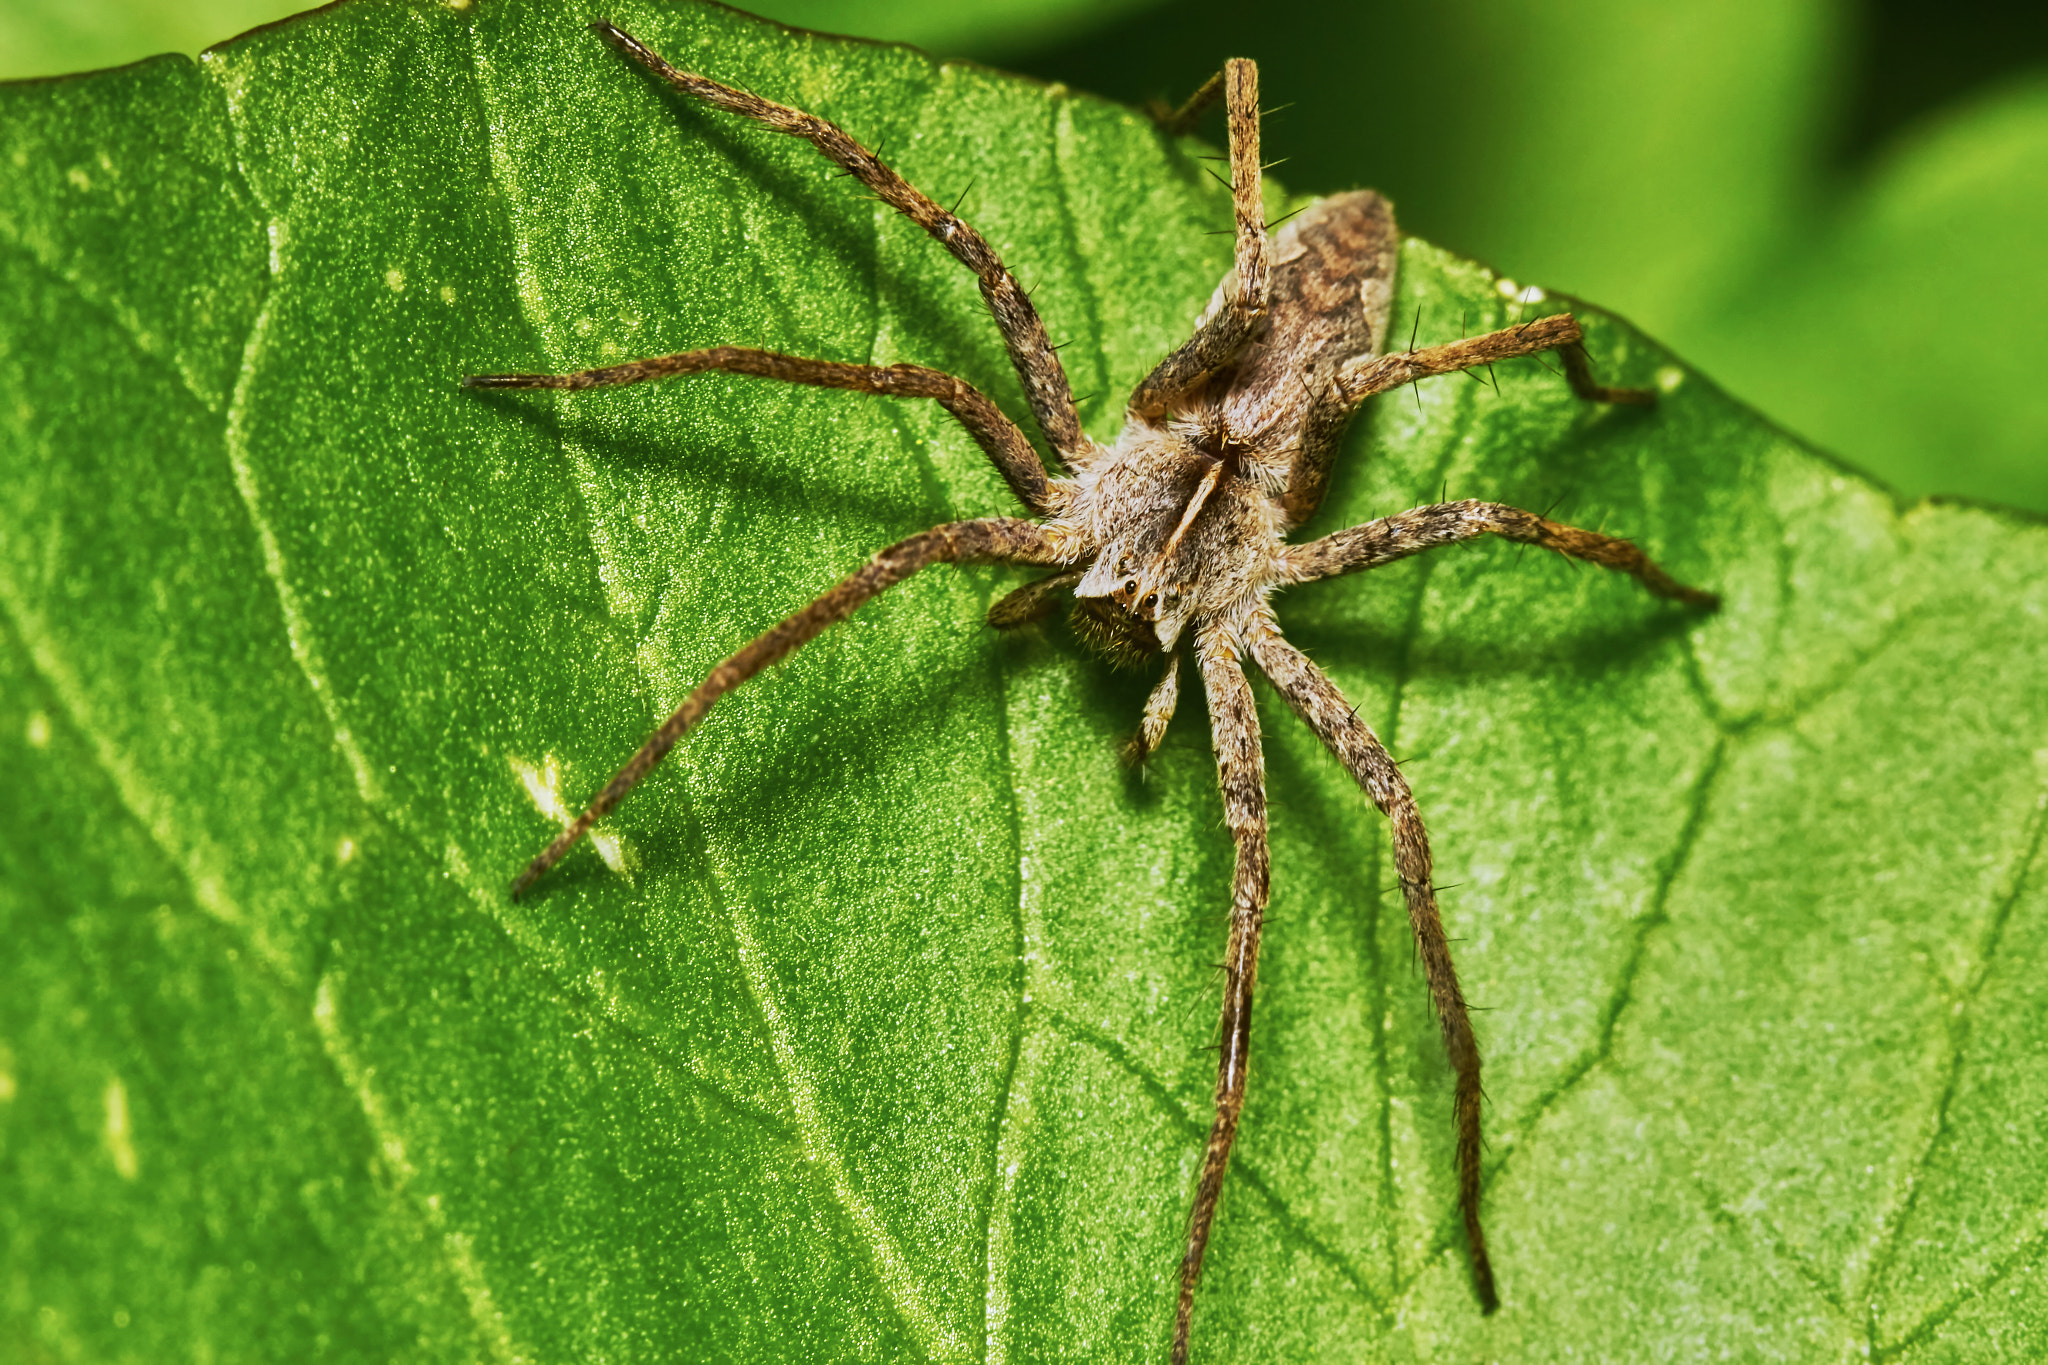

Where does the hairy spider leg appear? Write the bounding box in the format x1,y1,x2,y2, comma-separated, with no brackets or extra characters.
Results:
1274,278,1656,533
1176,627,1271,1365
506,519,1063,897
1272,310,1658,531
1276,498,1720,608
1126,650,1183,766
1560,339,1656,406
589,19,1093,470
464,346,1070,519
985,565,1087,629
1151,67,1226,138
1334,311,1583,406
1128,59,1270,420
1246,625,1498,1308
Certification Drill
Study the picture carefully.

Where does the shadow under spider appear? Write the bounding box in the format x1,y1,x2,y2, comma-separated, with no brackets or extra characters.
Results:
1284,590,1699,686
537,625,1001,896
470,387,934,530
640,76,1047,438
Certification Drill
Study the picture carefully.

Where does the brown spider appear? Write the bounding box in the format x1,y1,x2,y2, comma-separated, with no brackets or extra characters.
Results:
468,20,1717,1361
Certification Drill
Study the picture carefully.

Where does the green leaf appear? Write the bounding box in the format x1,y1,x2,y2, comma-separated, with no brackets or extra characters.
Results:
1681,74,2048,514
3,2,2044,1361
0,0,1169,82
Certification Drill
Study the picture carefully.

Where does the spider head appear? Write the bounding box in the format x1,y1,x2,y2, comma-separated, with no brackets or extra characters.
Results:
1070,547,1195,661
1065,422,1272,659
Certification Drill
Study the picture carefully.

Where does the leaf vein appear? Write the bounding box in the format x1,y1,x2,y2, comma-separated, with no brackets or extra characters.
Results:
709,862,971,1363
220,287,385,811
0,209,230,415
0,568,263,948
1875,1218,2048,1361
1403,735,1728,1290
1690,1171,1853,1321
1038,1003,1389,1316
308,972,528,1365
1864,780,2048,1336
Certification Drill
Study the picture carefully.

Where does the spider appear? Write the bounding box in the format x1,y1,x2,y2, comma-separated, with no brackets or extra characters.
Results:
467,20,1718,1362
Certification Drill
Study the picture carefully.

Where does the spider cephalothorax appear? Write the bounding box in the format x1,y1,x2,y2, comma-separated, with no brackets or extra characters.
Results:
1042,399,1290,662
470,22,1716,1362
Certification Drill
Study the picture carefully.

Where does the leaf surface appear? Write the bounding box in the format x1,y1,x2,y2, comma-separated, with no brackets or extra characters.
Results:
1683,74,2048,514
2,2,2045,1361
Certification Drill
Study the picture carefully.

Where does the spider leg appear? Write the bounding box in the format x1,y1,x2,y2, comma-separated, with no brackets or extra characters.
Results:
466,345,1070,519
1149,68,1225,138
511,517,1065,897
1273,498,1718,607
1123,649,1181,766
1559,339,1655,406
1246,624,1500,1314
1127,59,1270,419
986,565,1084,629
1336,310,1656,410
589,21,1091,468
1175,626,1270,1365
1334,310,1603,408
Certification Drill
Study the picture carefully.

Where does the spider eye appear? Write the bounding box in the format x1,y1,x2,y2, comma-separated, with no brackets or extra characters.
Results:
1142,592,1158,612
1122,578,1137,595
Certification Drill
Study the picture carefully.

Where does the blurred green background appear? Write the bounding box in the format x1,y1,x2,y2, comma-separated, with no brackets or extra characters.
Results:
7,0,2045,511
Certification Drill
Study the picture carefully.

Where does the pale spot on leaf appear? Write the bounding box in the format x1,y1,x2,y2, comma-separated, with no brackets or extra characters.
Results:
513,755,627,873
103,1078,138,1179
